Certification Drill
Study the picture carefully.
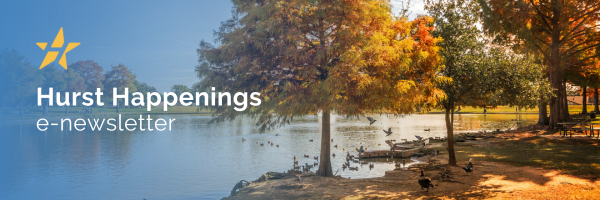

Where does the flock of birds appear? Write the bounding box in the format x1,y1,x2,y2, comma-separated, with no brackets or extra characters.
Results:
241,116,476,192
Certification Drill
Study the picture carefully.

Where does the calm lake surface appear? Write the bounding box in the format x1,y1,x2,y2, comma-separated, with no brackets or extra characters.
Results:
0,113,537,200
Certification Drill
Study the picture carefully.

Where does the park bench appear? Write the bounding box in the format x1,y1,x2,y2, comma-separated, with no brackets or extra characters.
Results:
558,122,598,138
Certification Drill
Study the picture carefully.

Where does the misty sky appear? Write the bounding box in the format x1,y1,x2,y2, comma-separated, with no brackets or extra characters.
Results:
0,0,426,92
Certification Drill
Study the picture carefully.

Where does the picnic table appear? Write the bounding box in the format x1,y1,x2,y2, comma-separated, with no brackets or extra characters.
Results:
557,122,599,138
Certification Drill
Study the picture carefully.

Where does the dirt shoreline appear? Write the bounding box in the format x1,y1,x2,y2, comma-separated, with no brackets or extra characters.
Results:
224,129,600,199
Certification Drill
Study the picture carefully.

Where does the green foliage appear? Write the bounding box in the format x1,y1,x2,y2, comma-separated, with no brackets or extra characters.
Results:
426,0,549,110
0,49,43,105
63,68,86,93
134,80,157,94
170,84,190,96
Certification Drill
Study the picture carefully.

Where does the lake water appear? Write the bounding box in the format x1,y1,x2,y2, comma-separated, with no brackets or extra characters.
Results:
0,113,537,200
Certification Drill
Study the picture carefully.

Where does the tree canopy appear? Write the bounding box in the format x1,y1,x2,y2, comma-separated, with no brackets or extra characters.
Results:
427,0,549,165
478,0,600,128
196,0,445,176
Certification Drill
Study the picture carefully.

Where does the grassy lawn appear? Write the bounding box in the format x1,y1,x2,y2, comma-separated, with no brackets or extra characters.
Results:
429,105,598,114
427,136,600,179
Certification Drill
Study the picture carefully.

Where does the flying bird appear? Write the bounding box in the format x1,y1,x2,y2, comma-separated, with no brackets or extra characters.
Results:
367,117,377,125
415,135,423,140
418,170,435,192
462,158,474,175
383,128,393,136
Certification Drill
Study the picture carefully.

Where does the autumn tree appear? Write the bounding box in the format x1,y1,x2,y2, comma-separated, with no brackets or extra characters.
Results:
103,64,137,113
196,0,444,176
70,60,105,113
564,52,600,114
70,60,105,91
427,0,549,165
478,0,600,128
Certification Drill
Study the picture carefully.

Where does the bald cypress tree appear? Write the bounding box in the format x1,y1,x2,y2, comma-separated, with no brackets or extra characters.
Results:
197,0,445,176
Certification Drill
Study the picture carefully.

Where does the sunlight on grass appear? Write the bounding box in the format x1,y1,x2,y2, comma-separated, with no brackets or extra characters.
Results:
452,137,600,178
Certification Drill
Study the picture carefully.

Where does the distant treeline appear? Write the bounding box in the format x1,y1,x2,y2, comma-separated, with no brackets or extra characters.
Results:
0,49,198,115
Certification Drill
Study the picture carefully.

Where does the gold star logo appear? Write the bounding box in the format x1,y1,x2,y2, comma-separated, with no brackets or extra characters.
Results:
36,27,80,69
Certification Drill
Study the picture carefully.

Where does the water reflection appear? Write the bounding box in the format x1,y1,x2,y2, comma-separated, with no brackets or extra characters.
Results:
0,113,537,200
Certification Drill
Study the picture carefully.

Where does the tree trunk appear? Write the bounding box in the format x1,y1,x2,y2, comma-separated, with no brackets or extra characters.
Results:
445,107,456,165
582,86,588,114
563,80,570,120
548,70,564,129
316,110,333,177
538,98,549,125
595,88,599,113
20,94,23,117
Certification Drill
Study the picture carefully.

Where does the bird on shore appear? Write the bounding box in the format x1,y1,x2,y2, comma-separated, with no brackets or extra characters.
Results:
294,156,297,160
271,143,274,146
309,139,313,142
276,144,279,147
348,167,359,171
415,135,423,140
314,161,318,166
314,156,318,160
424,128,430,131
332,153,336,157
422,139,430,147
418,170,435,192
462,158,474,175
331,138,334,142
367,117,377,125
260,143,264,146
242,138,246,142
276,134,279,136
383,128,393,136
334,144,338,148
304,154,309,158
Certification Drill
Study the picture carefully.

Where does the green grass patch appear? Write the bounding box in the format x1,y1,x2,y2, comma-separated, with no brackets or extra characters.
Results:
433,137,600,179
